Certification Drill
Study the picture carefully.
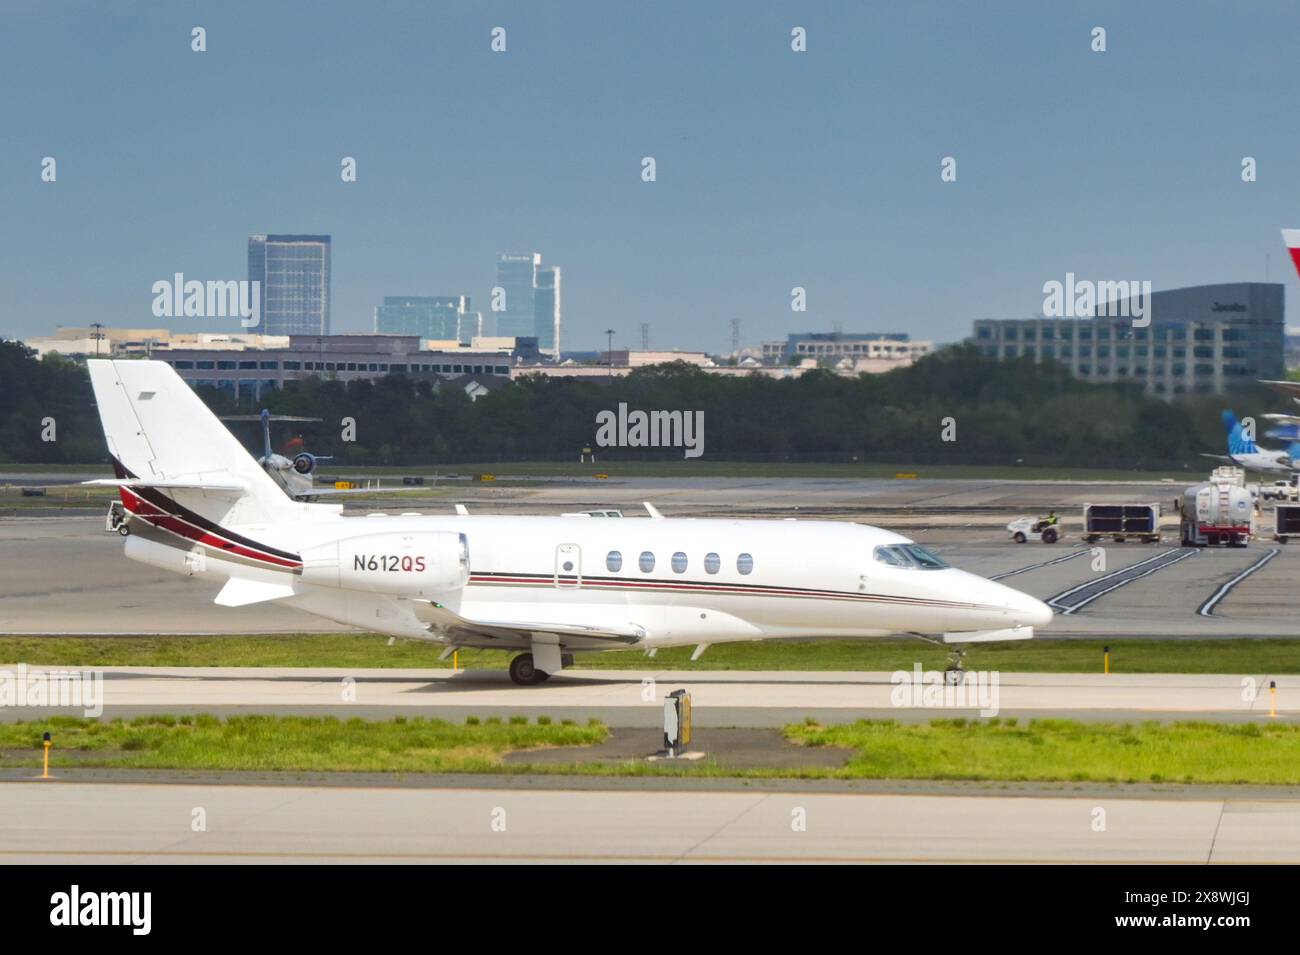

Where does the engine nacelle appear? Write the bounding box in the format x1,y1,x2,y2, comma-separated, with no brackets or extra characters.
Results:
301,531,469,597
292,452,318,475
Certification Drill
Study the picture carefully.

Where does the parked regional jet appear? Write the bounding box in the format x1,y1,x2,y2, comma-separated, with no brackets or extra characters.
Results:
221,409,406,501
1202,410,1298,475
84,360,1051,684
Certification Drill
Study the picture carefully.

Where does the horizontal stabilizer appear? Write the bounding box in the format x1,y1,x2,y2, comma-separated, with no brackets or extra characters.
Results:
84,477,247,493
943,626,1034,644
214,577,297,607
286,485,407,498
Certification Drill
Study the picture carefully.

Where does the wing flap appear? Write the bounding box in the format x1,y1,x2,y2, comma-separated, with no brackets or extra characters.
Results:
414,601,646,646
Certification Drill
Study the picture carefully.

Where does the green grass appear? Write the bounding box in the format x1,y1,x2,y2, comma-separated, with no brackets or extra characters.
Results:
0,485,117,510
0,714,606,773
2,633,1299,674
7,714,1300,784
784,718,1300,785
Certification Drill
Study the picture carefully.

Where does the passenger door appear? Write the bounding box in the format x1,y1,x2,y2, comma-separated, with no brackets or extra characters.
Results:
554,543,582,589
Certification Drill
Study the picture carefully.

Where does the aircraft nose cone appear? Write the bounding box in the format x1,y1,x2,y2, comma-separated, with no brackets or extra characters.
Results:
1010,589,1053,629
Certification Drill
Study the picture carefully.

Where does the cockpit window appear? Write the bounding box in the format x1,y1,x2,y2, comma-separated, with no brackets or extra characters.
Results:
873,544,949,569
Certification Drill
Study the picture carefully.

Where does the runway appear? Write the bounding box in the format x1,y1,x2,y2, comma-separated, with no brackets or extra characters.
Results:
4,474,1299,639
0,666,1291,725
3,779,1296,863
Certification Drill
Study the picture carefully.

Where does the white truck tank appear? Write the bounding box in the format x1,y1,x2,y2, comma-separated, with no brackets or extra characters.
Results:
1180,482,1256,547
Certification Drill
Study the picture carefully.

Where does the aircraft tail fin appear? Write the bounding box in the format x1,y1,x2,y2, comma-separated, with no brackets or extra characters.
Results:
86,359,297,524
1282,229,1300,279
1223,409,1258,455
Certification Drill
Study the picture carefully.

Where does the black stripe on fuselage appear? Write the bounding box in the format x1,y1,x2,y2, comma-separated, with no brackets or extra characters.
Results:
468,571,994,610
111,456,301,565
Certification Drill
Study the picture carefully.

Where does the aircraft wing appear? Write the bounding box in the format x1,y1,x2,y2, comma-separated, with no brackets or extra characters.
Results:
414,601,646,649
288,485,416,498
1259,379,1300,400
1200,453,1236,464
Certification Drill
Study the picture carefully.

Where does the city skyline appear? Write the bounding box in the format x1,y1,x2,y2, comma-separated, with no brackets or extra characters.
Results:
5,3,1300,351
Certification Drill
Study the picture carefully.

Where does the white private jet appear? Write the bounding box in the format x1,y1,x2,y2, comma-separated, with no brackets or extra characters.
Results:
85,360,1051,685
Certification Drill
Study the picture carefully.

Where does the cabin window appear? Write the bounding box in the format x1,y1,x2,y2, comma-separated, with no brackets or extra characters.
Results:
737,553,754,575
606,551,622,573
639,551,655,573
704,552,721,574
873,544,949,570
671,552,688,573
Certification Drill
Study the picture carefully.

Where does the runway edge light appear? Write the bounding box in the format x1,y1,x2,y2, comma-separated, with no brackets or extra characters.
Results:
41,731,51,780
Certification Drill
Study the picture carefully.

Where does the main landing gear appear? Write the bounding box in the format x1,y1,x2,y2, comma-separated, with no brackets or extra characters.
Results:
507,650,576,686
508,653,550,686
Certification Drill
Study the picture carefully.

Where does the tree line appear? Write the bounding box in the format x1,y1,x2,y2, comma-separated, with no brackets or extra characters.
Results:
0,339,1276,469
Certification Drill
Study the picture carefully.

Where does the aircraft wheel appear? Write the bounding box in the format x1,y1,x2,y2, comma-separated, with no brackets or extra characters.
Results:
508,653,546,686
944,666,965,686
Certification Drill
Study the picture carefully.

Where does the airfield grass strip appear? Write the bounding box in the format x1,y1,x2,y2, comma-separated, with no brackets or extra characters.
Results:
0,714,606,774
783,718,1300,785
2,634,1300,674
3,715,1300,784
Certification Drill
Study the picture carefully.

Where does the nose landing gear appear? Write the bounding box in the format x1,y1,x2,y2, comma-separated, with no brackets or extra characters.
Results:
944,646,968,686
907,633,971,685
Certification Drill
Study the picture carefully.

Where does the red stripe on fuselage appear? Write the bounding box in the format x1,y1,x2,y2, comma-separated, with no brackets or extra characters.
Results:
467,572,992,610
119,486,301,569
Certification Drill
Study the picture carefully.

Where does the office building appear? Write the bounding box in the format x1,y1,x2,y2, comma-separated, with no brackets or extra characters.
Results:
971,282,1285,396
761,332,932,369
495,252,562,355
374,296,471,340
534,266,561,354
247,234,331,336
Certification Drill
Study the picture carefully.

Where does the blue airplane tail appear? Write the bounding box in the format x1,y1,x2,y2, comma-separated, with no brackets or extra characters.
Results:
1223,410,1259,455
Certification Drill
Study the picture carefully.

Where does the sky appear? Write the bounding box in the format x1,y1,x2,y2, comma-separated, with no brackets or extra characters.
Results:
4,0,1300,352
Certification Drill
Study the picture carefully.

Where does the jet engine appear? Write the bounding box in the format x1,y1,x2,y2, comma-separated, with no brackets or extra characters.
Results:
292,452,319,475
301,531,469,597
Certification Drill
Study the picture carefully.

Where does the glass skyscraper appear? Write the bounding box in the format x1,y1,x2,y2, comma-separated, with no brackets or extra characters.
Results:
495,253,539,340
248,234,331,336
374,295,471,340
495,252,561,355
534,266,561,354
